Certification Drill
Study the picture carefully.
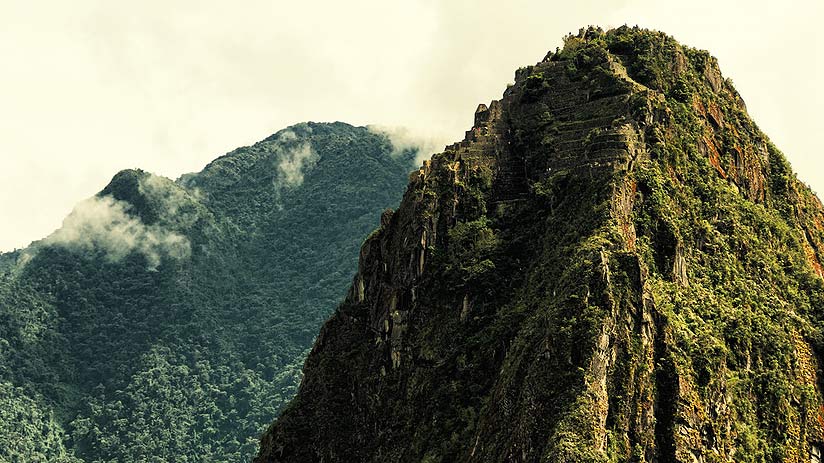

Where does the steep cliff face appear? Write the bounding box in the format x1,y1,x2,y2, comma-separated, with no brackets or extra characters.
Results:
256,27,824,462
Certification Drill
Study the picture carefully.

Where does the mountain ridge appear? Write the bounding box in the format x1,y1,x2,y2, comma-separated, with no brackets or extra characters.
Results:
0,121,418,462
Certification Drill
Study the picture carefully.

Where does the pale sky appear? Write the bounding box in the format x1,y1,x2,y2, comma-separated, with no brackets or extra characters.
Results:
1,0,822,252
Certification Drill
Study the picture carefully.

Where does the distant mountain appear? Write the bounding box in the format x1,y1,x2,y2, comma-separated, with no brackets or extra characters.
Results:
0,122,416,462
256,27,824,462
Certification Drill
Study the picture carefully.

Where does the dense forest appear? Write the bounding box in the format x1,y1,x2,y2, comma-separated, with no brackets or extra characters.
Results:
0,122,416,462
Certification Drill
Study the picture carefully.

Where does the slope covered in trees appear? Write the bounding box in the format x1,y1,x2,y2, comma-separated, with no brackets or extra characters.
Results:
0,122,416,462
256,27,824,462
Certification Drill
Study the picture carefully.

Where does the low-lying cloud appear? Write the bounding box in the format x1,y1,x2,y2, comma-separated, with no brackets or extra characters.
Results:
274,130,318,187
138,174,189,216
367,125,449,166
25,194,190,270
138,174,204,229
277,143,316,187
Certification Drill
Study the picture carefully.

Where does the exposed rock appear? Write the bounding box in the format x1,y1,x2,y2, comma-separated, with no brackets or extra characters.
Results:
255,27,824,463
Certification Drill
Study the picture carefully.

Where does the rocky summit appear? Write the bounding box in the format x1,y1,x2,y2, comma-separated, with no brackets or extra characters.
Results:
256,27,824,462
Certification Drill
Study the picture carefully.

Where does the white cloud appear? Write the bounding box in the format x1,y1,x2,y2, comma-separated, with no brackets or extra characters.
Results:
138,174,188,215
276,130,299,143
275,139,318,188
23,195,190,270
137,173,204,230
367,125,447,167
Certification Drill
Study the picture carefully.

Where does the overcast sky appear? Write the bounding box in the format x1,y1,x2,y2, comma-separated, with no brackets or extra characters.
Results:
1,0,822,251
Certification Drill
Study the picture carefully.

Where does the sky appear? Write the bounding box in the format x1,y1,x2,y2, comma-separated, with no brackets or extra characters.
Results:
1,0,822,252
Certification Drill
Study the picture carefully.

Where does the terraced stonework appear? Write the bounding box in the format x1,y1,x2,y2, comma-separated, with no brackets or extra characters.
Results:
256,27,824,463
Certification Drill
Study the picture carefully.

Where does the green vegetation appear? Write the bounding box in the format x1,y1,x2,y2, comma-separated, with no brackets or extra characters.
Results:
0,122,415,462
445,216,498,283
257,28,824,463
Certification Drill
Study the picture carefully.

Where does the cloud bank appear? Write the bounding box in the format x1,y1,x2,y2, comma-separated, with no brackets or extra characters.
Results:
25,195,190,270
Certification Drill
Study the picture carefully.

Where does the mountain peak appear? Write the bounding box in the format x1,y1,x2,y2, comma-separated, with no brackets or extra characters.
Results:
256,27,824,462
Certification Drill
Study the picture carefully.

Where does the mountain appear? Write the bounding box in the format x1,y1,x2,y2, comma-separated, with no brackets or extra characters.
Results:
255,27,824,462
0,122,416,462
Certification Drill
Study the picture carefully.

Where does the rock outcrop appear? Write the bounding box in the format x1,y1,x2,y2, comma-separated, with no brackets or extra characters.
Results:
256,27,824,463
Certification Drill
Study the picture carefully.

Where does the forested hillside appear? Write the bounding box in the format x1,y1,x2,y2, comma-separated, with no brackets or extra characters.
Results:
0,122,416,462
